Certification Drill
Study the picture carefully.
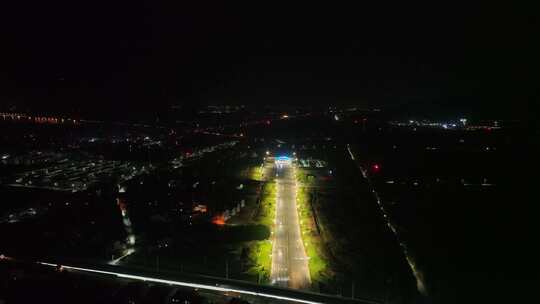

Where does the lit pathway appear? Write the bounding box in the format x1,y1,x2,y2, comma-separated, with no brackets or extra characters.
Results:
271,162,311,289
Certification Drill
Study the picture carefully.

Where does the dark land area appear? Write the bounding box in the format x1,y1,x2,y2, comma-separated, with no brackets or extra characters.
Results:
1,103,538,304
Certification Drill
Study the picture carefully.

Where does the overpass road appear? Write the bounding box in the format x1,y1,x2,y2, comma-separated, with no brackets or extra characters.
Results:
31,260,379,304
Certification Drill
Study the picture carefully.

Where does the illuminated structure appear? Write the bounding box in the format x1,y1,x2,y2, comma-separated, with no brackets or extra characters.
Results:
275,156,292,165
110,196,136,265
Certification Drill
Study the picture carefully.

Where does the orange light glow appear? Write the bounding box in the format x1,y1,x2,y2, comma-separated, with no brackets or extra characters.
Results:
212,215,226,226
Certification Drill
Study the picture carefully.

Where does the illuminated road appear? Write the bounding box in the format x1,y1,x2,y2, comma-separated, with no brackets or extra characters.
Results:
271,161,311,289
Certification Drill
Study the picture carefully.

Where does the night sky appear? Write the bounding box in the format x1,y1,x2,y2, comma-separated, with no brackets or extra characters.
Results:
1,2,538,120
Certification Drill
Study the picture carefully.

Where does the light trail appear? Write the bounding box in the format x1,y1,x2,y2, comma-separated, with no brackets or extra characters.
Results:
36,262,325,304
109,248,136,265
347,144,427,297
347,144,355,160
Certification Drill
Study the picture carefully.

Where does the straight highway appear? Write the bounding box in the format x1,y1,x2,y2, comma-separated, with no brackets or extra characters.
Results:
271,160,311,289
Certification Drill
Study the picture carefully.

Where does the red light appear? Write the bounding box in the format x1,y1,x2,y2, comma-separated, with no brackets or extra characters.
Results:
372,164,380,172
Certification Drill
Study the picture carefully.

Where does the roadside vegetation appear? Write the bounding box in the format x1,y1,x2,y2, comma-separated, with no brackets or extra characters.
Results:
301,150,418,302
255,181,276,227
246,165,264,182
296,169,332,287
245,180,276,282
245,239,272,283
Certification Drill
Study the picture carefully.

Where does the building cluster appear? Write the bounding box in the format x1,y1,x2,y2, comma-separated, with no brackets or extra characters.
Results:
9,158,149,192
170,140,238,169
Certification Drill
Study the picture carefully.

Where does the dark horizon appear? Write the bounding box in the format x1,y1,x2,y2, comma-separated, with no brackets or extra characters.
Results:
1,2,538,121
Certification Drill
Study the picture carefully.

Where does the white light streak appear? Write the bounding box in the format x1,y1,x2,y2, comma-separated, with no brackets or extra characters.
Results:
36,262,324,304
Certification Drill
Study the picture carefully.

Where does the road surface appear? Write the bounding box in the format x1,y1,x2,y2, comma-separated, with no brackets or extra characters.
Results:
271,162,311,289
